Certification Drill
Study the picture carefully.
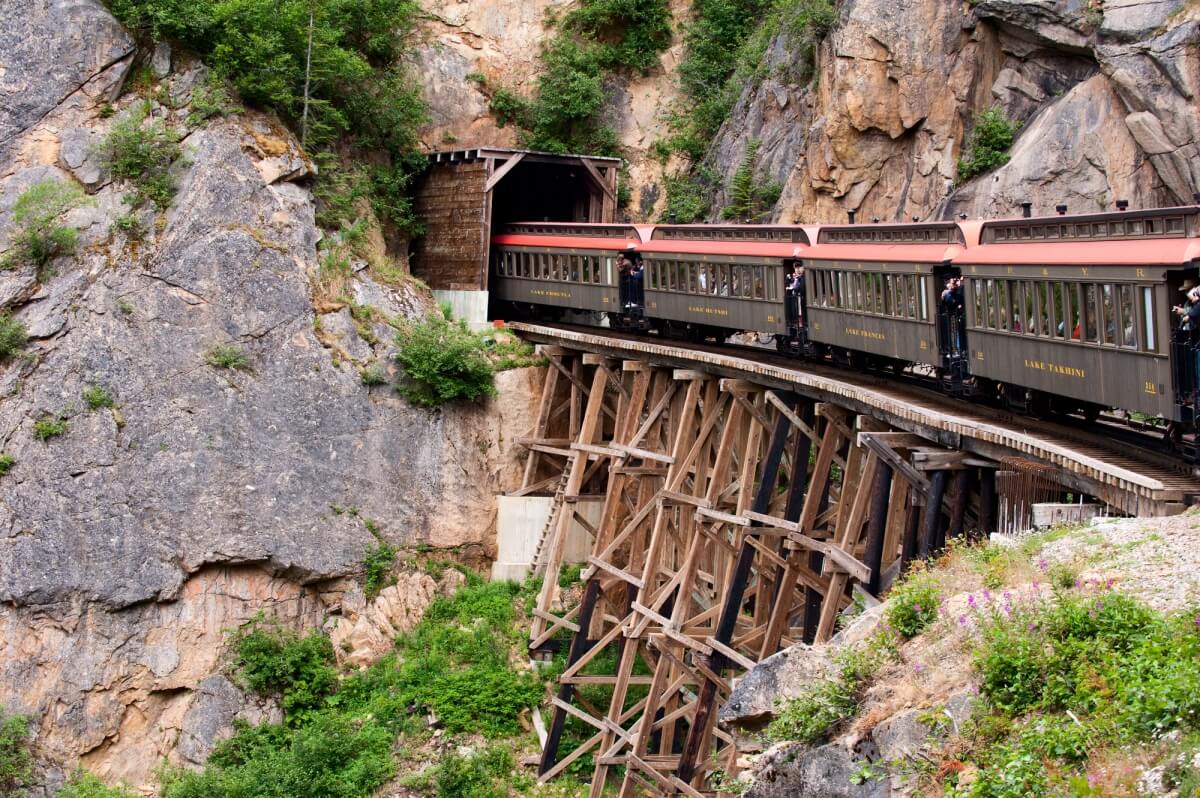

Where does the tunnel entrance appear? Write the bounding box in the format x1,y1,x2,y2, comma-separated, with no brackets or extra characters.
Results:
410,148,620,325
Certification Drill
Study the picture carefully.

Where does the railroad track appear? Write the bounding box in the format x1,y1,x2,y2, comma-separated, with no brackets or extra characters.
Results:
508,321,1200,515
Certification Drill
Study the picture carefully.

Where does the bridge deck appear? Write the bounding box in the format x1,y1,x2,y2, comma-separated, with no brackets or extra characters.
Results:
509,322,1200,516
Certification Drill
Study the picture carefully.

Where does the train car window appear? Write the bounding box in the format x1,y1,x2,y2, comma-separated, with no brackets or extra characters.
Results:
1082,284,1097,341
1119,284,1136,348
1007,281,1022,333
753,266,764,300
1067,284,1081,340
1142,287,1156,352
1052,284,1066,338
721,264,732,297
677,263,688,294
1101,284,1115,345
591,256,601,284
984,280,996,329
997,281,1010,331
1037,283,1051,336
686,263,696,293
919,277,929,321
850,273,861,312
742,266,753,299
508,252,517,276
882,275,893,316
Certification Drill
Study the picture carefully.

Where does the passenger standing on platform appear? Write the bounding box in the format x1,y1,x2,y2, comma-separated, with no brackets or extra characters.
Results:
617,252,633,308
787,262,806,325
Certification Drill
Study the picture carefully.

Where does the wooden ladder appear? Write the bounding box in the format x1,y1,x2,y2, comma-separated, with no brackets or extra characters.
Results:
529,465,573,577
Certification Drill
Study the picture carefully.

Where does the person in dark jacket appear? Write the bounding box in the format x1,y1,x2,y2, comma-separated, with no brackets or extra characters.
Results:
786,262,805,325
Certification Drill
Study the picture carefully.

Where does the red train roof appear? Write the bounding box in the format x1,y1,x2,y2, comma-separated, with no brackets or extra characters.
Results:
802,242,965,265
953,237,1200,267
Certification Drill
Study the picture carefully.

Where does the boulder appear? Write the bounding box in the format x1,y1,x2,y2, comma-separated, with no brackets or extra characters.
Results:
0,0,133,159
746,741,889,798
721,644,833,730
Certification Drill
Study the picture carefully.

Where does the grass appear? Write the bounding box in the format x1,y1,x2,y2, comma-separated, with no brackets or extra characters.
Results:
205,344,249,371
0,454,14,476
1,178,85,271
83,385,115,410
33,416,68,441
58,771,140,797
885,566,942,638
359,361,388,386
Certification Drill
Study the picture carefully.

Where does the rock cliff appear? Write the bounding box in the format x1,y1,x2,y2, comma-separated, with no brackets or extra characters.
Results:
0,1,540,791
710,0,1200,222
415,0,1198,221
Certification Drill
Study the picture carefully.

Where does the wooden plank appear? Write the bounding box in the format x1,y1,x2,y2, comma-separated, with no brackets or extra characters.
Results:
483,151,526,192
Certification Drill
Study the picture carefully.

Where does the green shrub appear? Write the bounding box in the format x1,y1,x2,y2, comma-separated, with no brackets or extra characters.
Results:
407,744,514,798
957,106,1019,181
1,179,85,270
186,75,239,125
33,416,68,441
83,385,115,410
97,103,183,210
767,637,891,744
362,541,396,599
161,712,394,798
232,620,337,719
0,314,28,361
885,570,941,638
0,454,14,476
0,708,32,796
110,212,146,240
59,771,140,798
104,0,428,232
393,313,496,407
205,344,249,371
661,168,718,223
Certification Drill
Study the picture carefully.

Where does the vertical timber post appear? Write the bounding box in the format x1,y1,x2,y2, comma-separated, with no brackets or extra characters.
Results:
863,462,893,596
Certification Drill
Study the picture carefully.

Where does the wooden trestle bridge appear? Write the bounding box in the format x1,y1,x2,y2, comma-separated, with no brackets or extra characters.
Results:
506,322,1200,798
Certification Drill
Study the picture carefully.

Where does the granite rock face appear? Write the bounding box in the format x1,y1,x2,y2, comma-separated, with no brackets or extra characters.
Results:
0,2,542,791
702,0,1196,223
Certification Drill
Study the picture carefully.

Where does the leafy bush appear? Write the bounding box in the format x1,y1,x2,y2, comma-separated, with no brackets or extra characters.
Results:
59,771,140,798
161,712,394,798
0,314,28,361
0,708,32,796
661,168,719,223
83,385,115,410
1,179,85,270
948,587,1200,797
885,570,941,638
33,416,68,441
393,313,496,407
0,454,14,476
105,0,428,231
767,636,891,744
205,344,249,371
957,106,1019,181
232,620,338,719
97,103,183,210
362,541,396,599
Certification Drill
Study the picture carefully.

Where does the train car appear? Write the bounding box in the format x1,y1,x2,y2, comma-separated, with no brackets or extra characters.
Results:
490,222,646,318
638,225,807,340
953,207,1200,422
799,223,970,373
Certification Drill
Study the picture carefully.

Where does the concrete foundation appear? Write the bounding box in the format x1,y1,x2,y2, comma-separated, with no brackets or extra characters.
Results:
491,495,601,582
434,289,490,330
1032,502,1103,528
